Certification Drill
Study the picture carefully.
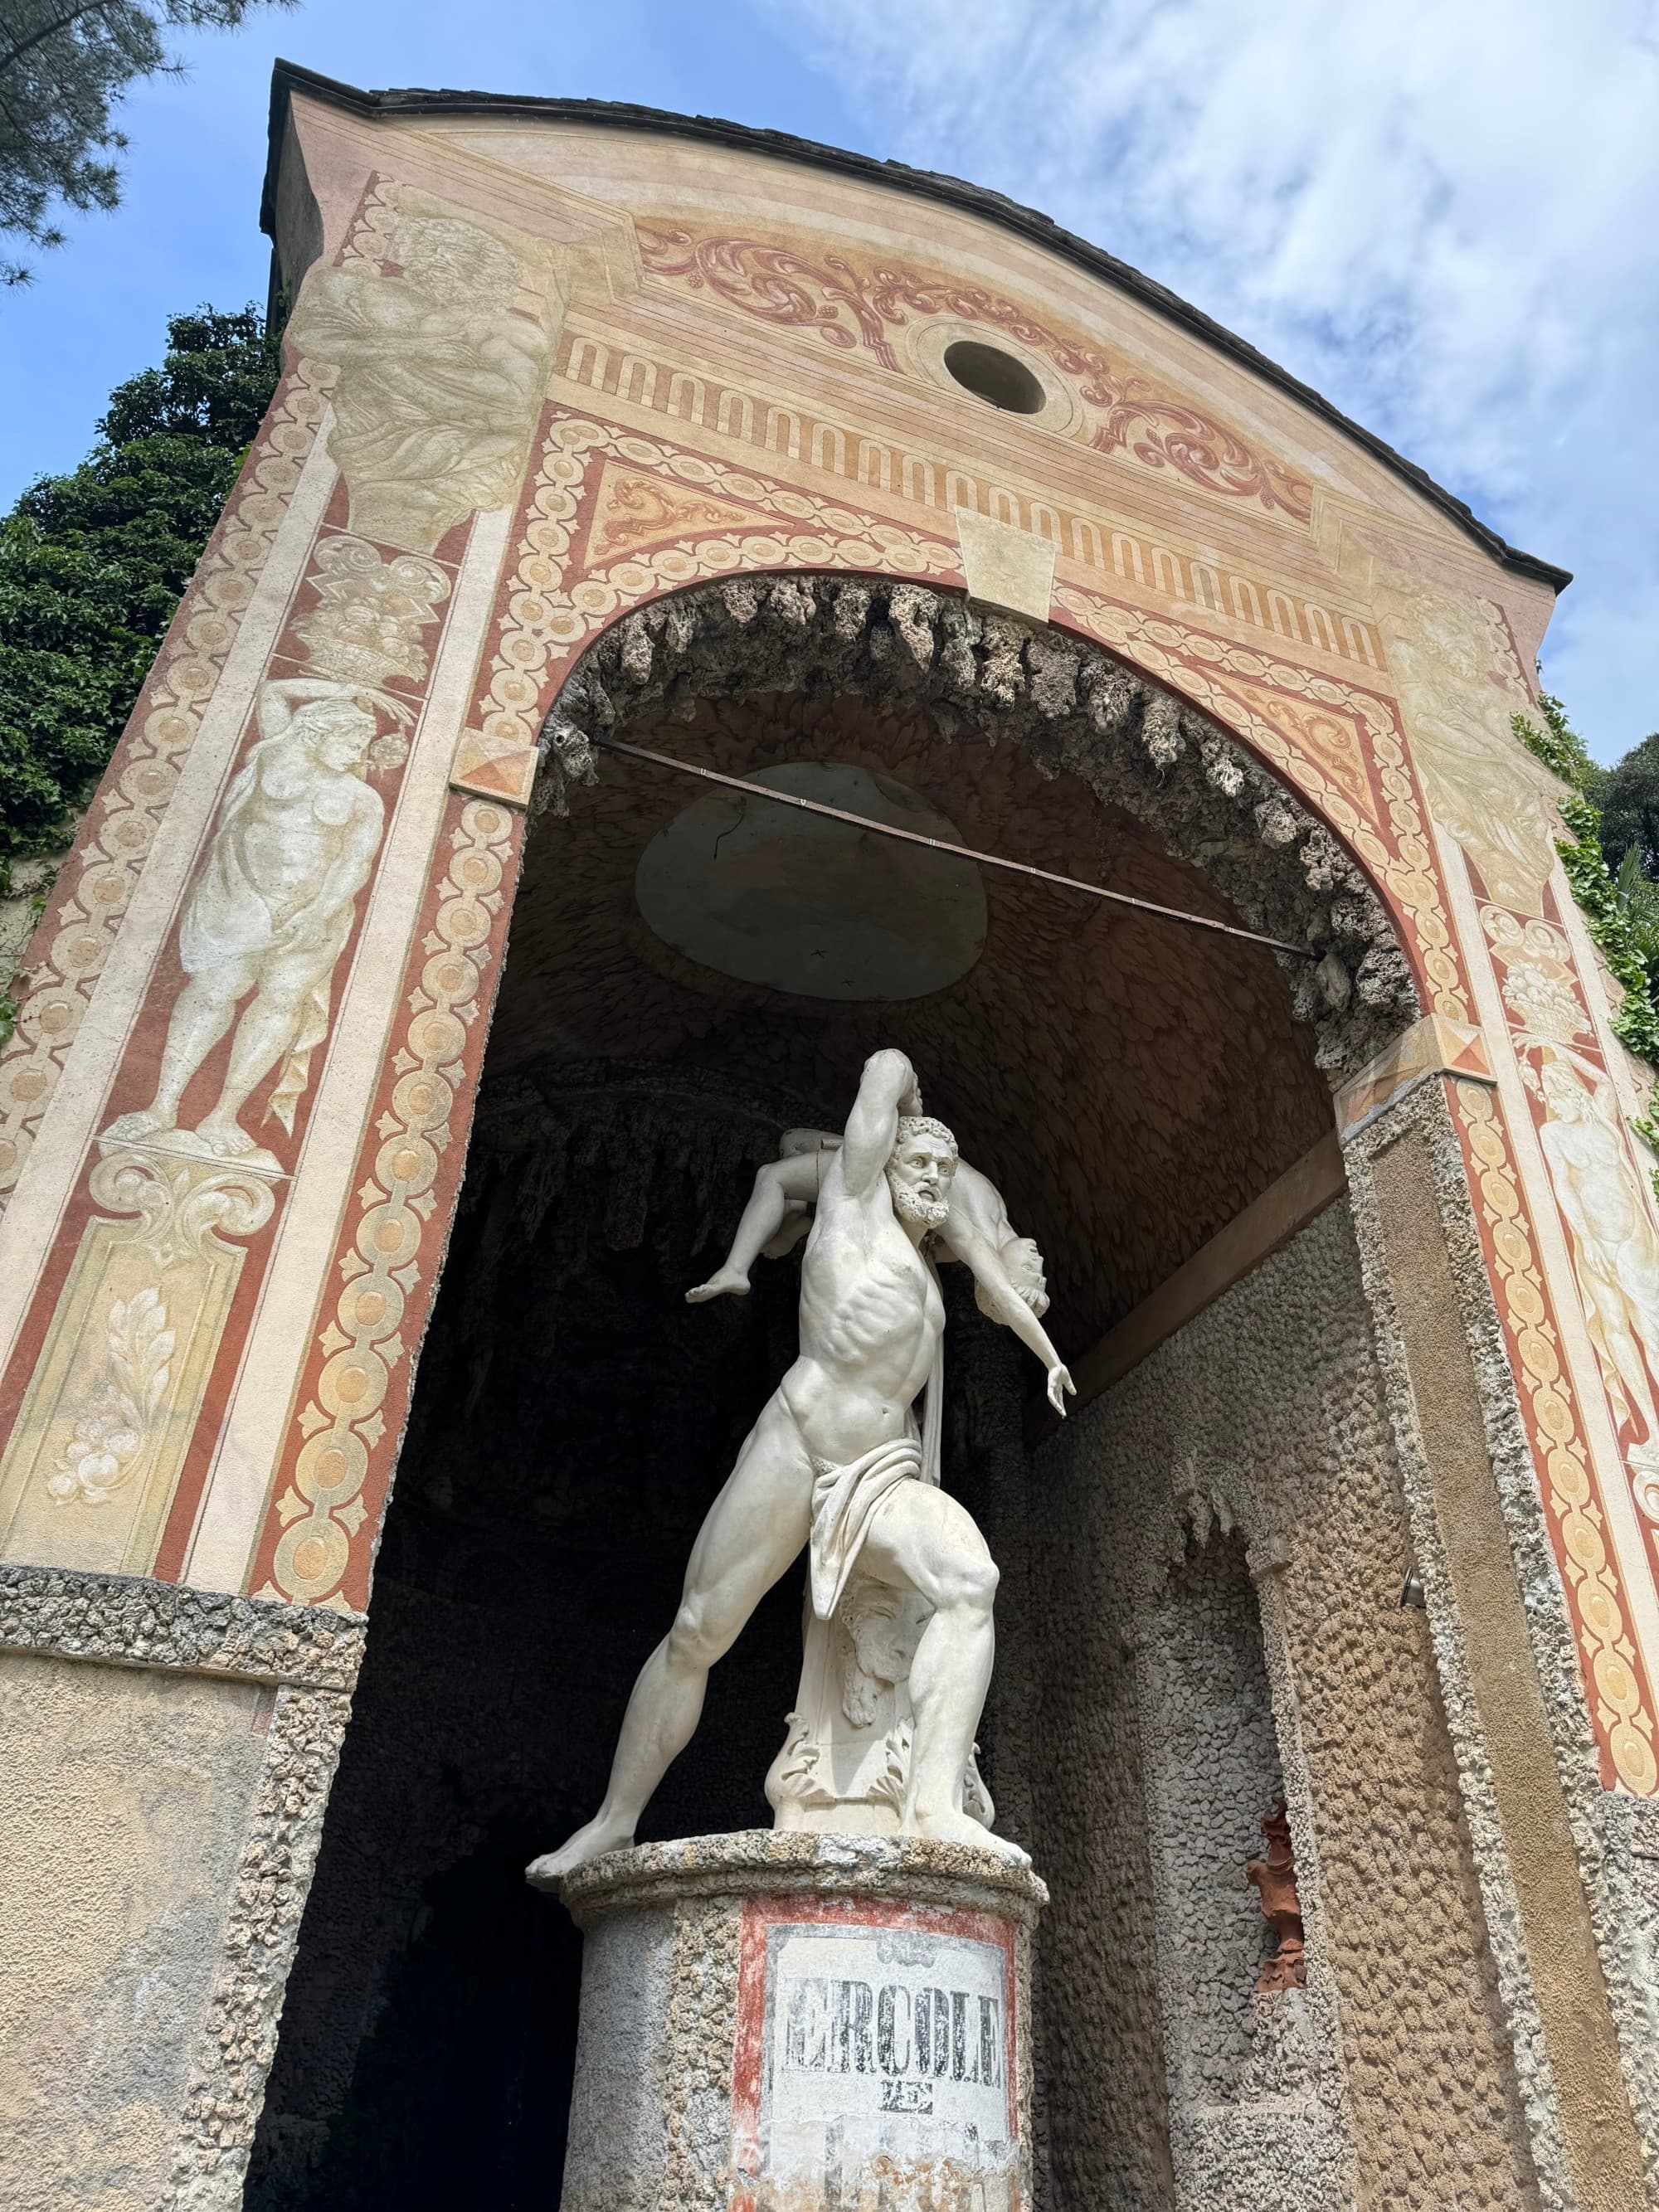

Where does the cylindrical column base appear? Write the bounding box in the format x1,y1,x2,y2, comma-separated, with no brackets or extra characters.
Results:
555,1830,1047,2212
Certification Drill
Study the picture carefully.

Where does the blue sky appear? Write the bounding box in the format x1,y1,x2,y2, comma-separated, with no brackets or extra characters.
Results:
2,0,1655,760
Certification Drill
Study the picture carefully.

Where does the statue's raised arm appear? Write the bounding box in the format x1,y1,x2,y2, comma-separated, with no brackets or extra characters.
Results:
836,1048,924,1198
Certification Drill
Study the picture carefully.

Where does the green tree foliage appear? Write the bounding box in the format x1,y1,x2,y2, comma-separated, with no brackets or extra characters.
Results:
1597,732,1659,882
0,303,280,862
0,0,289,284
1512,693,1659,1065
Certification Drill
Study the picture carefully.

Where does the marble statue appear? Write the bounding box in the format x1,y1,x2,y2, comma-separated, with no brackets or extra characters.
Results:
105,679,411,1173
687,1125,1049,1324
693,1125,1050,1837
528,1050,1072,1883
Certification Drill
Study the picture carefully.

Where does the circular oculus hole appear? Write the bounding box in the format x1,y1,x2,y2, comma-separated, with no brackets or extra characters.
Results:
942,338,1047,415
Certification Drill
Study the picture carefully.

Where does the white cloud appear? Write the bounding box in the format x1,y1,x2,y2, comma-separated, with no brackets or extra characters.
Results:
765,0,1659,756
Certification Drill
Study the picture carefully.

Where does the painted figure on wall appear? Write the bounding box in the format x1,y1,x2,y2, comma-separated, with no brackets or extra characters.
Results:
105,679,411,1174
1535,1052,1659,1472
1374,566,1564,915
287,209,557,554
528,1049,1073,1882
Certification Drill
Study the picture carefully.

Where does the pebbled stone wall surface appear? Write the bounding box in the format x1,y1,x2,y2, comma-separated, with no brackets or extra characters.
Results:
0,1649,344,2212
1031,1198,1541,2210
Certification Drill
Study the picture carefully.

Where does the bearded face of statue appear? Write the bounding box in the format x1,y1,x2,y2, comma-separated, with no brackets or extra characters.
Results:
886,1122,957,1232
397,218,518,310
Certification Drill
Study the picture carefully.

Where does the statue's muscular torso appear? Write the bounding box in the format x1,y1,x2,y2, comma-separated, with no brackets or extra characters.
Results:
781,1161,942,1469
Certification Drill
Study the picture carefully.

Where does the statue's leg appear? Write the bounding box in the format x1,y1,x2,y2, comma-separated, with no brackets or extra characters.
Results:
859,1484,1027,1861
527,1394,814,1884
193,974,308,1150
103,958,254,1138
686,1159,797,1301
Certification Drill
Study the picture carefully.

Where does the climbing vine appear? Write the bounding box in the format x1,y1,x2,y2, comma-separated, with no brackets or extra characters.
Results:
1512,694,1659,1067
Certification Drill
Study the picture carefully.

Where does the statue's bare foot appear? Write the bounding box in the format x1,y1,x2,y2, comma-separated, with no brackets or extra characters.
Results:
192,1116,284,1175
685,1267,751,1304
103,1107,172,1142
194,1112,256,1159
525,1813,637,1889
908,1809,1031,1866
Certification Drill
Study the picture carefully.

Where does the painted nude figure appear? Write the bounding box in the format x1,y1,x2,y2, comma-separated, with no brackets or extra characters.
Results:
527,1050,1072,1883
287,214,552,555
1537,1053,1659,1437
104,678,409,1171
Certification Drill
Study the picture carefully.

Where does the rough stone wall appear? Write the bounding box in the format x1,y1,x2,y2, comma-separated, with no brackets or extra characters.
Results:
1343,1087,1657,2206
1136,1529,1350,2211
1033,1199,1541,2211
0,1650,274,2212
1024,1439,1176,2206
1138,1532,1282,2103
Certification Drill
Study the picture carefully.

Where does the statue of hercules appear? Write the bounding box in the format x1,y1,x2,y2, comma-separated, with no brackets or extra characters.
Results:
527,1048,1073,1884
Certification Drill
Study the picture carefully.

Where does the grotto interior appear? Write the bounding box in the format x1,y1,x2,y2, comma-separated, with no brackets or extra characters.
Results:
246,580,1421,2210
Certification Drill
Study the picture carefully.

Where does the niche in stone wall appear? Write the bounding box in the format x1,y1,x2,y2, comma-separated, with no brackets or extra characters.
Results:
1137,1510,1345,2205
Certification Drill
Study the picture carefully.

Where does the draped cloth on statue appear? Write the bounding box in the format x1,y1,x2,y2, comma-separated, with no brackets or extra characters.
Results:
806,1325,944,1623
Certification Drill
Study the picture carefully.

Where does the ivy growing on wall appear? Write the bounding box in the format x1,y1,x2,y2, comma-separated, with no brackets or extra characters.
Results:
1511,693,1659,1068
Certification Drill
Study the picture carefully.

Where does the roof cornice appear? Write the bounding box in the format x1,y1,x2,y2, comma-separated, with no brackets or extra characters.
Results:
263,59,1571,594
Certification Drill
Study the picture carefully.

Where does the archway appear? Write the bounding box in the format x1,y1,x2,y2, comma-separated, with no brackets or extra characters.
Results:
246,575,1423,2208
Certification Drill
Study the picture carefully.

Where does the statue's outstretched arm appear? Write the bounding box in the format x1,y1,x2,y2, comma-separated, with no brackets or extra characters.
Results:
939,1215,1075,1415
841,1049,921,1197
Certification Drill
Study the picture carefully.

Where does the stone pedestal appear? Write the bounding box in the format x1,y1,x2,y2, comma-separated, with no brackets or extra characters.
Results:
555,1830,1047,2212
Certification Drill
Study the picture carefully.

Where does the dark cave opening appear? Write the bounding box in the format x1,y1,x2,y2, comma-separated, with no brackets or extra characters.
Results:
245,1075,1030,2210
244,659,1345,2210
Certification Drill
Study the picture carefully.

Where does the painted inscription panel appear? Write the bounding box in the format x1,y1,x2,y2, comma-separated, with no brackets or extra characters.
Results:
732,1894,1021,2212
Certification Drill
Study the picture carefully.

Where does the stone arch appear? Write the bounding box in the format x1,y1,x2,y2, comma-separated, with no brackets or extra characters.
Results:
248,576,1446,2202
534,571,1418,1082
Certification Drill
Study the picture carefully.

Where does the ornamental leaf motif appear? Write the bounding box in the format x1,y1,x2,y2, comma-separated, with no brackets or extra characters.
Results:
46,1284,173,1507
636,224,1312,522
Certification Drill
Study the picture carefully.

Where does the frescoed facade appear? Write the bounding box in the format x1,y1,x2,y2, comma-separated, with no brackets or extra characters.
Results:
1,64,1657,2210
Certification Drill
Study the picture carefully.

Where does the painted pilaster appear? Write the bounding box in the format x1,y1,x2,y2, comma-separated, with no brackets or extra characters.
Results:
1342,1028,1656,2205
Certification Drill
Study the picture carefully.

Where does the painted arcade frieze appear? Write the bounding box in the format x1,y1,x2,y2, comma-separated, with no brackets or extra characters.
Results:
555,317,1387,677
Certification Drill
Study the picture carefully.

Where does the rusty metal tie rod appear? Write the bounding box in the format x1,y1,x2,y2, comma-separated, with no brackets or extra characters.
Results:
588,733,1317,962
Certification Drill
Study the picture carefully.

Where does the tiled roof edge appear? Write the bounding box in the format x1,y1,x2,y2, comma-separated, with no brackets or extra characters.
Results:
262,60,1572,594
